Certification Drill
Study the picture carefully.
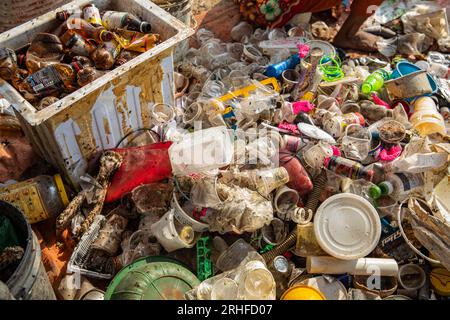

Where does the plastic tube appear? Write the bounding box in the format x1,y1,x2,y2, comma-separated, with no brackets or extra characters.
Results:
306,256,399,276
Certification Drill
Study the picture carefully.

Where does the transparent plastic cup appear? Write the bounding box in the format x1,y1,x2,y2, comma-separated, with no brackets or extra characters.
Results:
211,278,239,300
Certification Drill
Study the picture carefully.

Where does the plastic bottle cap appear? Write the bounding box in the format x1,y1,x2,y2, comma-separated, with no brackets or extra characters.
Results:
379,181,394,195
361,83,372,95
369,185,382,200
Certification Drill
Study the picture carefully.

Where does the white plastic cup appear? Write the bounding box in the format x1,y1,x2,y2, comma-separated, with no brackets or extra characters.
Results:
397,264,426,291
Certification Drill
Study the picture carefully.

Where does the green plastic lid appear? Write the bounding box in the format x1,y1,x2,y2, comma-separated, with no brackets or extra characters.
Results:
104,256,200,300
368,185,382,200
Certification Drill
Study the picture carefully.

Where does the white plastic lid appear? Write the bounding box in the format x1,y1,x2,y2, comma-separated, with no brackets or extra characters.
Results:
314,193,381,260
297,122,336,144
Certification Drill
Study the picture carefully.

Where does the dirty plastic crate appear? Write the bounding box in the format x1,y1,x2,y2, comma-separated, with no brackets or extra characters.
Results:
0,0,194,189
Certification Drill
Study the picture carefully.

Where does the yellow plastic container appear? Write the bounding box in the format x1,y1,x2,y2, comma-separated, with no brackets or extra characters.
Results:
430,268,450,297
281,285,326,300
411,97,446,136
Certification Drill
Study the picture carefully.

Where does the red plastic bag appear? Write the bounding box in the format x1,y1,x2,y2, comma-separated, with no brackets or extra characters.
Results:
105,141,173,203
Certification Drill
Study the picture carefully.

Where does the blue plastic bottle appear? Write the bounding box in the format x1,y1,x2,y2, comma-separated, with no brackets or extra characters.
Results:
264,54,300,78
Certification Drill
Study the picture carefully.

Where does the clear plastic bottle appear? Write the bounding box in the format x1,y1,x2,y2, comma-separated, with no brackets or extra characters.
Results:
0,175,69,224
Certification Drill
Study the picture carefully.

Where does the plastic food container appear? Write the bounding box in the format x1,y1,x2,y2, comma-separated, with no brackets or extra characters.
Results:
314,193,381,260
0,0,194,189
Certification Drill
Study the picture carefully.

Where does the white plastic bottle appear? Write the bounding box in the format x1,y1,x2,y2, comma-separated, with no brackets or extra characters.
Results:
379,172,424,200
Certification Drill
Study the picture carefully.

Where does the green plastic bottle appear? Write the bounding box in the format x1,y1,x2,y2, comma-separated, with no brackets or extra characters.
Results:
361,69,389,95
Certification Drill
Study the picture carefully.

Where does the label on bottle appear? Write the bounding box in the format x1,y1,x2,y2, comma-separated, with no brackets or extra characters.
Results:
26,66,64,95
395,173,423,192
65,34,90,56
83,5,102,26
0,183,48,224
102,11,126,30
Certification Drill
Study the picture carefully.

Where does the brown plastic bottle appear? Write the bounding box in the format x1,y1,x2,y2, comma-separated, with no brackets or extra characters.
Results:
0,174,69,224
82,4,102,27
91,39,122,70
101,11,151,33
0,48,18,81
26,33,65,74
64,17,113,43
60,29,97,57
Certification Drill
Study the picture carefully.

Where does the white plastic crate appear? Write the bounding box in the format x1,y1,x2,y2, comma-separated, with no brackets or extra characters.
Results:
0,0,194,189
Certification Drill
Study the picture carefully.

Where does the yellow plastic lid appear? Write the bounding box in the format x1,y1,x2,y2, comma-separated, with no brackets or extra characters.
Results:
281,285,326,300
430,268,450,297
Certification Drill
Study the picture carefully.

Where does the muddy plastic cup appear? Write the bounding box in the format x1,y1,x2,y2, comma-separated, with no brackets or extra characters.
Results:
281,69,300,93
211,278,239,300
375,196,398,218
261,218,288,246
183,101,204,125
150,103,175,126
341,124,371,161
242,44,263,63
237,260,275,300
398,264,426,291
353,275,398,298
274,186,300,218
385,70,432,100
378,120,406,144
